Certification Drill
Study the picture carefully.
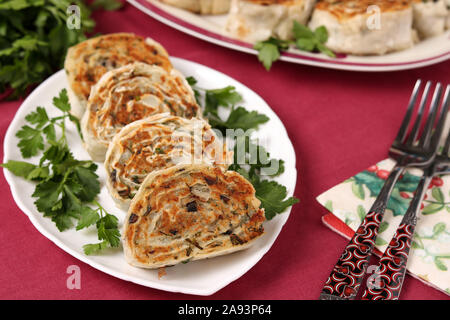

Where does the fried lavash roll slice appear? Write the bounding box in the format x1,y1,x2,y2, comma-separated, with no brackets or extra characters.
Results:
225,0,317,42
412,0,447,39
447,0,450,29
104,114,230,211
64,33,172,118
308,0,415,55
81,62,200,162
123,164,265,269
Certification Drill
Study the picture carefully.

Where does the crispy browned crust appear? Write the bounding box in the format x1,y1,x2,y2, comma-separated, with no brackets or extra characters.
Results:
104,114,231,210
65,33,172,103
315,0,412,21
86,63,199,139
123,164,265,268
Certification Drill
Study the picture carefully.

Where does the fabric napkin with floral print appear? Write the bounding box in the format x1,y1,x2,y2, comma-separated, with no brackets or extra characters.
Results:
317,159,450,296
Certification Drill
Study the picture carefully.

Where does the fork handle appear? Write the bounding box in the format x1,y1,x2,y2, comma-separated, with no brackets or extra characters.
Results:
361,174,430,300
319,210,384,300
360,222,415,300
319,165,404,300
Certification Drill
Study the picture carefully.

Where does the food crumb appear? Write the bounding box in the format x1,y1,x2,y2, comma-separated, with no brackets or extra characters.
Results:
158,267,167,279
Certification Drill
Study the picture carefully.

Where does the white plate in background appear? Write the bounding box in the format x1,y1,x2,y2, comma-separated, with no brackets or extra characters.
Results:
128,0,450,72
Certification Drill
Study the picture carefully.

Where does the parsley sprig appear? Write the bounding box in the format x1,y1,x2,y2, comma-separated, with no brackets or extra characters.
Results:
0,0,122,99
254,21,336,70
187,76,270,132
187,77,299,219
1,89,120,255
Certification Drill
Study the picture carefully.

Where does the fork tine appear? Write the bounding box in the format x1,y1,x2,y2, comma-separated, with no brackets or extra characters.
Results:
419,83,442,148
443,131,450,157
395,80,422,143
406,81,432,146
439,85,450,155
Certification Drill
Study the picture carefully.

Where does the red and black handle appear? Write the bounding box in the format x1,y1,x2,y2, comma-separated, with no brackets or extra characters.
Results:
320,211,383,300
361,172,430,300
361,223,415,300
319,165,404,300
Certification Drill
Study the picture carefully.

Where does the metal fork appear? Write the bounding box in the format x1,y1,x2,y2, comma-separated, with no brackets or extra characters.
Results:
362,84,450,300
319,80,448,300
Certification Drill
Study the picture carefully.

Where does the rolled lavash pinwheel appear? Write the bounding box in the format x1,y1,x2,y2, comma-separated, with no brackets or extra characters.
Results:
64,33,173,118
123,163,265,269
104,113,231,211
81,62,200,162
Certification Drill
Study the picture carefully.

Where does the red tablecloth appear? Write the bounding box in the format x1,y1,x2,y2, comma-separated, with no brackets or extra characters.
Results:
1,3,449,300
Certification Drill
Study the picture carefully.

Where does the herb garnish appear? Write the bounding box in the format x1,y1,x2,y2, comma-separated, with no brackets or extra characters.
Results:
1,89,120,255
0,0,122,99
188,77,299,219
254,22,336,70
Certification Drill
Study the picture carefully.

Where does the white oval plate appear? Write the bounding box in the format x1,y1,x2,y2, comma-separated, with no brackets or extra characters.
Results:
3,57,297,296
128,0,450,72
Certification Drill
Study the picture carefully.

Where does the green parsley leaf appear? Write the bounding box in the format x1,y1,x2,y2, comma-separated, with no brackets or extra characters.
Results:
25,107,49,128
16,125,44,158
293,23,335,58
185,76,202,104
76,206,100,231
226,107,269,130
52,212,75,232
254,180,299,220
97,214,121,248
296,38,315,52
314,25,329,43
33,179,63,217
254,37,289,71
1,160,37,180
27,166,50,180
293,21,315,39
83,241,108,255
185,76,197,86
52,89,70,112
316,43,336,58
68,113,83,141
255,41,280,71
43,124,56,141
204,86,243,117
72,165,100,202
209,107,269,133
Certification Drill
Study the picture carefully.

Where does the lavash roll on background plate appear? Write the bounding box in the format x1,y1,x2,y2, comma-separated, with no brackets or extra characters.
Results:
123,163,265,269
81,62,200,162
160,0,231,14
104,113,231,211
64,33,172,118
447,0,450,29
412,0,448,39
225,0,317,42
308,0,415,55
